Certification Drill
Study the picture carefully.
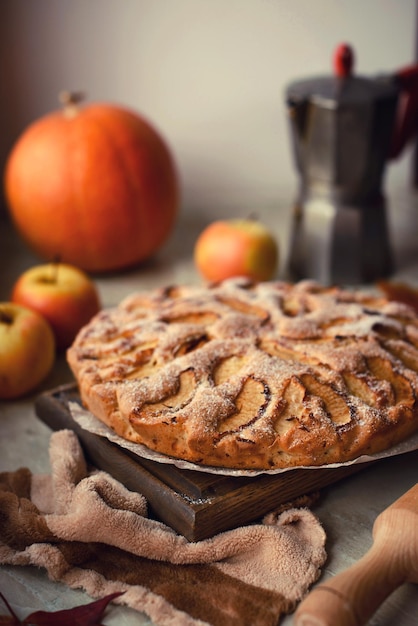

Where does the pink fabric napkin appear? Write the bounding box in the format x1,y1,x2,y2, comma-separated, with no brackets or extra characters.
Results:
0,429,327,626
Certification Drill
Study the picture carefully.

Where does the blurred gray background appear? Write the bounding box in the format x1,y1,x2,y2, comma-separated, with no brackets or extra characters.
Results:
1,0,416,218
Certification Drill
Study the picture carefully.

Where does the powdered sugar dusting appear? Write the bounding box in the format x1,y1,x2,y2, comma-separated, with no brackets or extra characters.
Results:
67,278,418,470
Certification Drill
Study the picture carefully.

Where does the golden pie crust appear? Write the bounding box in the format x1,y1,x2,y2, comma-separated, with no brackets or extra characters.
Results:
67,278,418,469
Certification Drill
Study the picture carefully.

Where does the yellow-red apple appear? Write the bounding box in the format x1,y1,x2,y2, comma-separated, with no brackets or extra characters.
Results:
0,302,55,399
11,263,101,351
194,218,279,282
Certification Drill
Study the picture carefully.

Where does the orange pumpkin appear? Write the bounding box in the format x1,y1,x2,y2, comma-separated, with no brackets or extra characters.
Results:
4,92,179,273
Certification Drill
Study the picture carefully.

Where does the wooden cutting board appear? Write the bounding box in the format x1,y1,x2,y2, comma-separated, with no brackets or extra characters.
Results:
35,383,368,541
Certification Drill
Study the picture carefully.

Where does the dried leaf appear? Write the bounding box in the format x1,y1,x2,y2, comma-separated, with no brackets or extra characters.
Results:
378,280,418,314
0,592,124,626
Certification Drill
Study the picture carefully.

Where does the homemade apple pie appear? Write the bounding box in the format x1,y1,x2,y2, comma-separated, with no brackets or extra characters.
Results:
67,278,418,469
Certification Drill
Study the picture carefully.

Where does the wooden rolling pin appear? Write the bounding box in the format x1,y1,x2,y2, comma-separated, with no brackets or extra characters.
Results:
294,483,418,626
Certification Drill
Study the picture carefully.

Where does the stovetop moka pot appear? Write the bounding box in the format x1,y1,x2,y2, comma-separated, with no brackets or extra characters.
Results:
286,44,418,284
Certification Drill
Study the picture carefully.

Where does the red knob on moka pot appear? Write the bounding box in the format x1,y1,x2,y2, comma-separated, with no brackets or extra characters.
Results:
333,43,354,78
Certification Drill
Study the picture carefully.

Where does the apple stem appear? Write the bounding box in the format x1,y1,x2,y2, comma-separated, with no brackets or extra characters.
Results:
50,258,60,283
59,90,85,119
0,310,13,325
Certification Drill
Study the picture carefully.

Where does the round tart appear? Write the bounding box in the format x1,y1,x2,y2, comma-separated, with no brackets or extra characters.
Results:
67,278,418,469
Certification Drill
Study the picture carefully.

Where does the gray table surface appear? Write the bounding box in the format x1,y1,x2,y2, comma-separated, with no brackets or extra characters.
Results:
1,185,418,625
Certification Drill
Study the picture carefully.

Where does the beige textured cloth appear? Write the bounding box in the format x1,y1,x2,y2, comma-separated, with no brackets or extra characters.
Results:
0,430,326,626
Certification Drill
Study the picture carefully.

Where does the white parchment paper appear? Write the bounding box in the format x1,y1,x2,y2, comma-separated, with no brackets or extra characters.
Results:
69,402,418,477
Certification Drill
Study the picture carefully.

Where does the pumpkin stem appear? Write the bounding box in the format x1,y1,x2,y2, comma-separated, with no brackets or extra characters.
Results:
59,90,85,119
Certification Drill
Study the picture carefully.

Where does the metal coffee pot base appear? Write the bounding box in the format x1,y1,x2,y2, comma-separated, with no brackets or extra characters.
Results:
287,196,393,285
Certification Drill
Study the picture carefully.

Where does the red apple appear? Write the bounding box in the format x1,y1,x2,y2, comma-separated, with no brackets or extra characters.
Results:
0,302,55,399
11,263,101,350
194,218,279,282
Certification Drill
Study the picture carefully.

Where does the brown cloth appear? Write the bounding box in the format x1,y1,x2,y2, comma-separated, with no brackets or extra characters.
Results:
0,430,326,626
